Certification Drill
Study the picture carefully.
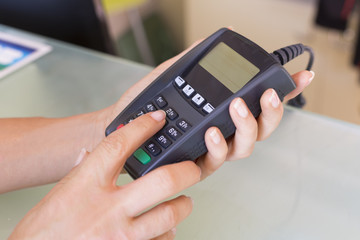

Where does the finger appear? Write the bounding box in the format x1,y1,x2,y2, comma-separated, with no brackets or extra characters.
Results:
81,110,166,186
257,89,284,141
152,229,176,240
283,70,314,102
226,98,258,162
120,161,200,216
196,127,228,180
133,195,192,240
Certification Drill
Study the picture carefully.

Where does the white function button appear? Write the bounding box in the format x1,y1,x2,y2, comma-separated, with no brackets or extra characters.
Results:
182,84,195,97
203,103,215,114
192,93,205,107
174,76,186,88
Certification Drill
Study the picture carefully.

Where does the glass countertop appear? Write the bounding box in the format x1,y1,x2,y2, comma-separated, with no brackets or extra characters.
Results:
0,24,151,118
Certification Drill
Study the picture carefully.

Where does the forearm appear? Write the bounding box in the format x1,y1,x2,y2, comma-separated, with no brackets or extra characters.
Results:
0,109,109,193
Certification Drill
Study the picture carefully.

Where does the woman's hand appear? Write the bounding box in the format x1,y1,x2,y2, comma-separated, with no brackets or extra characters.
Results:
9,111,200,240
197,70,314,179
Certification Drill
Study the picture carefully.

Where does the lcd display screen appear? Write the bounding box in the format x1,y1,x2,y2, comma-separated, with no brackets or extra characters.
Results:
199,42,260,93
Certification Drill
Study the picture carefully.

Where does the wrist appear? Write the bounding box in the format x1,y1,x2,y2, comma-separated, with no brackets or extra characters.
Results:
88,102,127,147
87,106,113,150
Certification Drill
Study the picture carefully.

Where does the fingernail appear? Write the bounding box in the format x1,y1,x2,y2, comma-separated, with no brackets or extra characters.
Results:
150,110,166,122
309,71,315,84
171,228,177,235
234,98,248,118
209,128,221,144
269,90,280,108
74,148,87,167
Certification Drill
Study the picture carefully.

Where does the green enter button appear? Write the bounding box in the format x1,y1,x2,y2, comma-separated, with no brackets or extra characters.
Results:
134,148,151,164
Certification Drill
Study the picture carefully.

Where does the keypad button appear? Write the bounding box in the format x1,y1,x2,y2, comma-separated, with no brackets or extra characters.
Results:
135,109,145,118
134,148,151,165
191,93,205,107
176,119,191,132
145,102,157,112
145,141,162,156
182,84,195,98
127,117,135,124
166,126,182,140
165,107,178,120
155,134,172,148
203,103,215,114
155,95,168,108
174,76,186,88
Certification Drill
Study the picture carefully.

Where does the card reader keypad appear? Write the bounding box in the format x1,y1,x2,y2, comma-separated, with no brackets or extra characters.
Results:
128,76,215,165
127,94,192,164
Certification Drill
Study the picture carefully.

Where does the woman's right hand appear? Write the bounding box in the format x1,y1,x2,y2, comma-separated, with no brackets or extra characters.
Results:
9,110,201,240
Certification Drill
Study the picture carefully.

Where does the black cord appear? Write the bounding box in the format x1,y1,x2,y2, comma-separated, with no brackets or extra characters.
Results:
303,46,314,71
271,44,314,108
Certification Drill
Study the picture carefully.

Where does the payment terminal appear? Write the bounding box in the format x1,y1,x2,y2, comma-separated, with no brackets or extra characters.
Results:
105,28,313,179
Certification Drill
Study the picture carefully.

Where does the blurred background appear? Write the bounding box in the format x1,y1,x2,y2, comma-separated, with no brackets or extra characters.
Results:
1,0,359,124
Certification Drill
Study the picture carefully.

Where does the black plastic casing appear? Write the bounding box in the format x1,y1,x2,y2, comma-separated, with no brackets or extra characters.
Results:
105,28,296,179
